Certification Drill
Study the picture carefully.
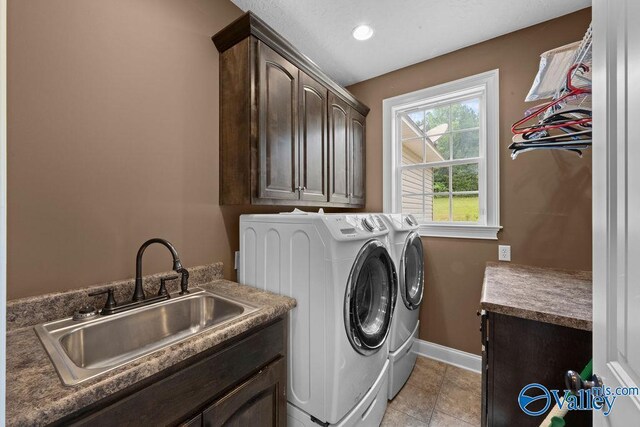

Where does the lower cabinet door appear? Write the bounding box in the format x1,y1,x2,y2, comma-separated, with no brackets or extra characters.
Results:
203,357,286,427
179,413,203,427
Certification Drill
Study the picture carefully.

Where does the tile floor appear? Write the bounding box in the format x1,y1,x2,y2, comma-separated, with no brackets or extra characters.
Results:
382,356,482,427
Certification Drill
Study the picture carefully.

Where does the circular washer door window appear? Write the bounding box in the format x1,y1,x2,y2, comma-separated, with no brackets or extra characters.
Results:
345,240,397,355
400,231,424,310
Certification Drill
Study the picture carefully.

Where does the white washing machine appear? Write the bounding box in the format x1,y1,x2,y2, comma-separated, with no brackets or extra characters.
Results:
379,214,424,399
239,212,397,426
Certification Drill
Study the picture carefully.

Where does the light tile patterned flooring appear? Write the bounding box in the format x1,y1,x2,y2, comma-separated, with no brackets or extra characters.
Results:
382,356,482,427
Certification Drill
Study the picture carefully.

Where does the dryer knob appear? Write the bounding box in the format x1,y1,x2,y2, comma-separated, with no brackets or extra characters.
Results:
362,217,376,232
405,215,418,226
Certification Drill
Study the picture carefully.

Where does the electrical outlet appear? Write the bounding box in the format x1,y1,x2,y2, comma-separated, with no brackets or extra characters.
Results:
498,245,511,262
234,251,240,270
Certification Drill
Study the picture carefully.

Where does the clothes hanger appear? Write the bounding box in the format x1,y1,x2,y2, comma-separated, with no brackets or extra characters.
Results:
524,99,591,118
518,124,591,143
510,140,592,149
539,109,592,125
511,64,592,135
515,112,592,145
512,129,591,144
511,146,585,159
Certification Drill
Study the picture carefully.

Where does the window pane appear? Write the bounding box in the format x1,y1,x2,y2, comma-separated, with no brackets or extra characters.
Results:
452,130,480,159
402,138,424,165
406,110,425,131
452,163,478,192
401,115,423,141
426,133,450,162
401,168,426,195
432,194,450,222
451,98,480,131
452,194,479,222
432,166,449,193
425,105,449,135
401,195,425,221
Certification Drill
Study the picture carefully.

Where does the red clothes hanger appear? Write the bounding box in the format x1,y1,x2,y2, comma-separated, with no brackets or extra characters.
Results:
511,64,592,135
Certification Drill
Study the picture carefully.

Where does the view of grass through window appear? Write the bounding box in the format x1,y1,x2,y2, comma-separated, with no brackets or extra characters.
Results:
400,96,481,223
433,195,479,222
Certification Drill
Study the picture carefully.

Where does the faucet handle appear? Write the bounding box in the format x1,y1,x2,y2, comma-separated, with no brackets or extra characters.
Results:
88,288,117,314
178,268,190,295
159,275,179,297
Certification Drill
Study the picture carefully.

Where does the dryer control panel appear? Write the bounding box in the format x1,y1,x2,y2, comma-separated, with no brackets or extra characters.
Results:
379,213,420,231
322,214,390,241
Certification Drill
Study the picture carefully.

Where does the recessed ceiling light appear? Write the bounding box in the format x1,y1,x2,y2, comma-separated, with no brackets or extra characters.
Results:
352,24,374,41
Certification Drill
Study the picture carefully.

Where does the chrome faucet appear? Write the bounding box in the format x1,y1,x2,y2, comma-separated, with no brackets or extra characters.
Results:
133,238,189,302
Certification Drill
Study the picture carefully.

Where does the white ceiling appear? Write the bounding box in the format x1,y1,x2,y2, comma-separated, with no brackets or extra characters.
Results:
230,0,591,86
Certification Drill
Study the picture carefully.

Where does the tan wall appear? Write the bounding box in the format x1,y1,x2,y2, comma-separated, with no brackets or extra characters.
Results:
7,0,250,299
7,1,593,357
347,8,593,355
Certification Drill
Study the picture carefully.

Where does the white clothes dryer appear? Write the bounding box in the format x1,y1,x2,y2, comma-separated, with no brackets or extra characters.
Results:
239,213,397,426
379,214,424,399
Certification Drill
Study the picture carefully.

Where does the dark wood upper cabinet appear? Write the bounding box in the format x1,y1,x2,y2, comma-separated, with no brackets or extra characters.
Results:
350,110,366,207
329,94,366,207
213,12,368,208
329,93,350,204
299,72,328,203
258,43,299,201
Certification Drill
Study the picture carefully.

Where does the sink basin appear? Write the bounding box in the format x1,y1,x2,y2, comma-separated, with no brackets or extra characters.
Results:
35,288,258,386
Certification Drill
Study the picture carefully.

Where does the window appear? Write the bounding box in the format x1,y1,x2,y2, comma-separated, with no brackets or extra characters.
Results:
383,70,501,239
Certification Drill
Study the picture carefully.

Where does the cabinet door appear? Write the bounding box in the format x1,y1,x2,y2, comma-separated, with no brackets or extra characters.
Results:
299,72,328,203
257,42,299,202
349,109,366,206
328,93,350,204
179,413,202,427
203,357,286,427
486,313,592,426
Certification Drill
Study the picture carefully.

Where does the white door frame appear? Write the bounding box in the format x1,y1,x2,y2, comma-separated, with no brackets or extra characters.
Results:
1,0,8,422
593,0,640,425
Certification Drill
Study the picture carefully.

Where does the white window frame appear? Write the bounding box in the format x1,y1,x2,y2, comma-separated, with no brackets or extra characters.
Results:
383,69,501,240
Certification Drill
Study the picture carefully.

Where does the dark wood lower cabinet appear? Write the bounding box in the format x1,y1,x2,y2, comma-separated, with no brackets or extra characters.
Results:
481,312,592,427
59,317,287,427
179,414,203,427
203,357,286,427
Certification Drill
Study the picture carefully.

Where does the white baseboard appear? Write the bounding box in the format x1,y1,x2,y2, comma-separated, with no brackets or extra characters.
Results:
414,339,482,373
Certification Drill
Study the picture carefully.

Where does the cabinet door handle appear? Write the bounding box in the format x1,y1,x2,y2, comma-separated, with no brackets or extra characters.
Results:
565,370,602,394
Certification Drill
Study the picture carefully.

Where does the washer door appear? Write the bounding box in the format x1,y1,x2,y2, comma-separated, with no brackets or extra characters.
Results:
400,232,424,310
345,240,397,355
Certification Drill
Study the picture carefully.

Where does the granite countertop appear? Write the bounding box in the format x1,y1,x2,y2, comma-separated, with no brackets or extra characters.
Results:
480,262,592,331
6,263,296,427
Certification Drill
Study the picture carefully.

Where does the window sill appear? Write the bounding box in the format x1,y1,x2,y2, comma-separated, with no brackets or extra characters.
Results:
417,224,502,240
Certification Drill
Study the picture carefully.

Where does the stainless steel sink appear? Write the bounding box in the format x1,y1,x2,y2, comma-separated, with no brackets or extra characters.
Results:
35,288,258,386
